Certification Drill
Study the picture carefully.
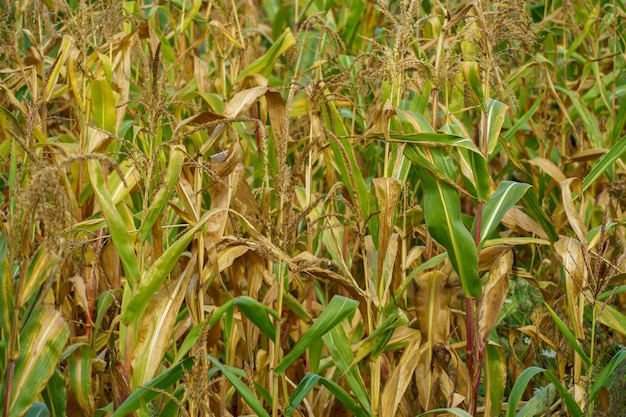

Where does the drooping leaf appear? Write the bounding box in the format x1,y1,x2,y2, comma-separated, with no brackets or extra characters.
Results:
275,296,358,374
110,357,195,417
323,325,371,413
582,135,626,192
88,160,140,285
414,152,480,298
476,181,531,249
122,209,218,324
286,373,369,417
206,356,270,417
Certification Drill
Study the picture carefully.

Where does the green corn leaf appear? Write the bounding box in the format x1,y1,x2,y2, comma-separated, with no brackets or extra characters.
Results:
236,27,295,82
521,191,559,243
506,366,582,417
414,152,480,298
206,356,269,417
122,209,216,324
208,296,279,341
137,144,186,241
484,344,506,417
462,61,486,112
469,151,490,203
589,349,626,401
110,357,195,417
174,320,205,363
516,384,556,417
352,309,407,364
40,369,66,417
543,302,590,367
1,307,69,417
88,160,140,285
485,99,508,155
286,373,369,417
68,344,94,414
234,296,279,341
322,326,371,413
275,296,358,374
91,78,117,134
582,135,626,192
476,181,532,249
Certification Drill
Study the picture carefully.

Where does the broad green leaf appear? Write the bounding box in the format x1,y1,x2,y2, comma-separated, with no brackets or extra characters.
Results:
469,151,490,202
1,307,69,417
40,369,66,417
236,27,296,82
137,144,186,241
484,344,506,417
208,296,279,341
206,356,269,417
110,357,195,417
91,78,117,134
323,326,371,413
414,153,480,298
122,209,217,324
275,296,358,374
234,296,279,340
68,344,94,414
88,160,140,285
582,135,626,192
476,181,532,249
404,146,459,191
484,99,508,155
589,349,626,401
286,373,369,417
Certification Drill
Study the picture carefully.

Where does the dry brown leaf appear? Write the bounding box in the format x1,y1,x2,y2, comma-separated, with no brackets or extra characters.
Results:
373,177,402,281
529,157,567,184
381,338,423,417
414,271,450,344
501,206,549,240
560,178,588,245
477,249,513,346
